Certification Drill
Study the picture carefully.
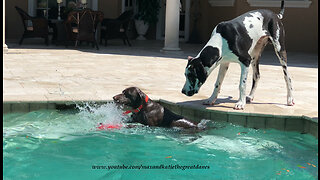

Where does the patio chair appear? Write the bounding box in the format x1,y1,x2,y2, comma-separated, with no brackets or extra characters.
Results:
100,10,133,46
65,9,103,50
15,6,49,45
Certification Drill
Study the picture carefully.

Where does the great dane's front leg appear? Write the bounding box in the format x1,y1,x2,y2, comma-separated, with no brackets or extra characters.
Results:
203,62,230,105
234,63,249,110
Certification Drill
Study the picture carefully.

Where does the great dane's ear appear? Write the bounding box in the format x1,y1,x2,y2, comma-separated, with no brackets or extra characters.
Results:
199,46,220,67
187,56,194,62
195,61,207,83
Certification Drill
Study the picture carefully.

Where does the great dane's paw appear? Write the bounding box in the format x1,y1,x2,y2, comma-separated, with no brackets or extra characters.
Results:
287,97,295,106
203,98,216,105
234,101,245,110
246,96,254,103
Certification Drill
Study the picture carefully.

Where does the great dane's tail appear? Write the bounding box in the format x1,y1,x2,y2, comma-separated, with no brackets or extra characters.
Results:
278,0,285,19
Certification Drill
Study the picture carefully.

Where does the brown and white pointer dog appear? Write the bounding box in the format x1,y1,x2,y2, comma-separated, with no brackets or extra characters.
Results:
182,0,294,110
113,87,202,129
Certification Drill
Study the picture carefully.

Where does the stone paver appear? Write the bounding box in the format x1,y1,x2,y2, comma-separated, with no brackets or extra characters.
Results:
3,40,318,118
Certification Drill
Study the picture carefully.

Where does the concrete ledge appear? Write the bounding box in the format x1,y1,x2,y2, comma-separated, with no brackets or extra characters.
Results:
158,99,318,138
3,100,111,113
3,100,318,138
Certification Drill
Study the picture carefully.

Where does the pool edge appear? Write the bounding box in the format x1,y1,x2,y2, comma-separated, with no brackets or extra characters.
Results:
3,100,318,139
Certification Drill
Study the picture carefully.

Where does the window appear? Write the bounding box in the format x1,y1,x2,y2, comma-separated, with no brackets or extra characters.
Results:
35,0,92,19
36,0,58,18
123,0,135,12
247,0,312,8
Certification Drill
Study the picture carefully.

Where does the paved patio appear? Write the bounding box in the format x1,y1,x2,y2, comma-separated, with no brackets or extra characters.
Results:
3,39,318,119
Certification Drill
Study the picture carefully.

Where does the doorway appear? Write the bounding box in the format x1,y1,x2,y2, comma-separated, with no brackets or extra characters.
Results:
122,0,135,13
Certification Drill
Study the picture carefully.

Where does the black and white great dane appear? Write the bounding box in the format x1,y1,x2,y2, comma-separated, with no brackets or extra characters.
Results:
182,0,294,110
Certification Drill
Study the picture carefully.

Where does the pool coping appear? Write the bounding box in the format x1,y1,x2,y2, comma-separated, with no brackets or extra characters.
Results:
3,100,318,138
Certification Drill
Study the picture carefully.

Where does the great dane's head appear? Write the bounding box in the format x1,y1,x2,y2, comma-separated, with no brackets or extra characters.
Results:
181,56,208,96
182,46,221,96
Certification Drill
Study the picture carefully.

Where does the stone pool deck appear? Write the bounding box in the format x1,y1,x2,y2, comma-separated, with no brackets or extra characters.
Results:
4,40,318,118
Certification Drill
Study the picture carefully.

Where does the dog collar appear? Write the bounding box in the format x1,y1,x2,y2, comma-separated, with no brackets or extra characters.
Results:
123,95,149,115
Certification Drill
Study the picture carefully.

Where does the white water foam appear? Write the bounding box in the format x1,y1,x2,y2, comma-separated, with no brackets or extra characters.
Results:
190,135,283,158
3,102,129,140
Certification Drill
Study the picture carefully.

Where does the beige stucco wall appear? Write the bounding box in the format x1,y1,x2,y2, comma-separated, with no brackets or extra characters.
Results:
5,0,28,39
196,0,318,53
98,0,121,19
195,1,237,42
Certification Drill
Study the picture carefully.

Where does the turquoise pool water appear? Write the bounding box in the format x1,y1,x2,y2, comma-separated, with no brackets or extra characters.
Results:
3,103,318,180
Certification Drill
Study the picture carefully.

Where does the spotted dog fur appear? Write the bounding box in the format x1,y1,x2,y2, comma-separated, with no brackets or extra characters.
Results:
181,0,294,110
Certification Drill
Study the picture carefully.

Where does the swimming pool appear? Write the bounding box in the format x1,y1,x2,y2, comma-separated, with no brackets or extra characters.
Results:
3,103,318,179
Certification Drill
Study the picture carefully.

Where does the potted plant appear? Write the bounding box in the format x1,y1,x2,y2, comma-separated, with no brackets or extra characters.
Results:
134,0,160,40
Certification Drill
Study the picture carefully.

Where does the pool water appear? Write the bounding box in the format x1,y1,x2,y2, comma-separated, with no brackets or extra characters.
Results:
3,103,318,180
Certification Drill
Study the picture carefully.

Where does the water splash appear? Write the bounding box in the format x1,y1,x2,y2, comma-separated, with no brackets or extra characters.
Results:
75,102,129,125
3,102,129,140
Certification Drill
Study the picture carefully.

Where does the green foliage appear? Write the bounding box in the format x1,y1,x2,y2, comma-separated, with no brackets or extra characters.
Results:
135,0,160,25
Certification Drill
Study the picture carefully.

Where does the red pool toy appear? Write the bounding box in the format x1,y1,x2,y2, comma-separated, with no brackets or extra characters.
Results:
97,123,122,130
